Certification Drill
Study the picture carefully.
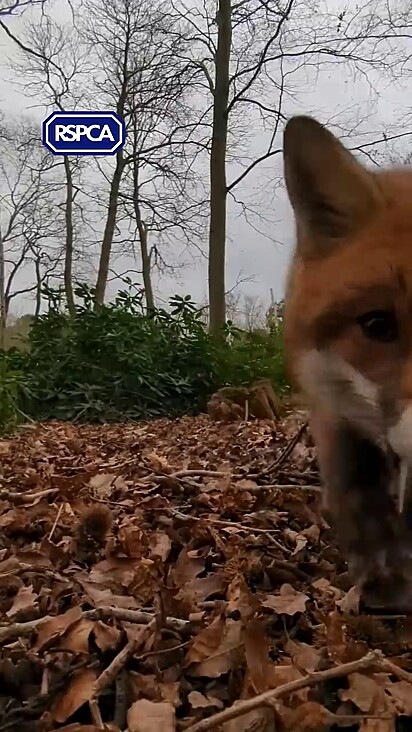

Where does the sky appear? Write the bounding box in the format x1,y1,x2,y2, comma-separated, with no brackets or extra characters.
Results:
1,0,412,318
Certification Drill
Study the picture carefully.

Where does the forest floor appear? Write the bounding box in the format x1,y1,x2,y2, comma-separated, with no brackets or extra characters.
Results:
0,413,411,732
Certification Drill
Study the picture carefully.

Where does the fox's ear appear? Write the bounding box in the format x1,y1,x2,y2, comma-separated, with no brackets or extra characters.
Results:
283,116,383,256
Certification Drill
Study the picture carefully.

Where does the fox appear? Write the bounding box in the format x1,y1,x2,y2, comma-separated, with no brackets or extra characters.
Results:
283,115,412,609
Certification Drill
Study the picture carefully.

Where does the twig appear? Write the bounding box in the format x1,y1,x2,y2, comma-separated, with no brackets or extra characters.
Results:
48,502,64,541
0,605,190,645
186,649,384,732
250,422,308,479
91,617,157,700
0,487,58,503
169,508,288,552
89,698,104,728
381,658,412,683
262,483,322,493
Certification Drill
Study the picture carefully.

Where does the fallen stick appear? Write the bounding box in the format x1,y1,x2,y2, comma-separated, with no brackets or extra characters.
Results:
186,649,384,732
93,617,157,698
0,605,190,644
0,487,58,503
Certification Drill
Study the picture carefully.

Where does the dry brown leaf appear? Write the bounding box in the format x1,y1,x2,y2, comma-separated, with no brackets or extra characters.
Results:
222,705,276,732
89,472,116,499
385,680,412,715
129,672,180,707
301,524,320,543
227,574,257,622
279,701,332,731
34,606,83,652
359,721,396,732
184,615,243,677
58,618,95,653
93,620,121,652
127,699,175,732
261,583,309,615
285,639,321,673
176,572,226,605
52,668,97,723
144,451,172,473
188,691,214,709
57,726,119,732
79,578,139,609
6,584,38,619
148,530,172,561
336,585,361,614
340,673,381,712
172,547,204,587
283,528,308,558
243,621,275,693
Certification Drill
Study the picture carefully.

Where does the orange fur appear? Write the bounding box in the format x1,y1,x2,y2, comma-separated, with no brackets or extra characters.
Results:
283,117,412,608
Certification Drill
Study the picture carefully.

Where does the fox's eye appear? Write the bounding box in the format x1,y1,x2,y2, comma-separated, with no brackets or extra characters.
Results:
357,310,398,343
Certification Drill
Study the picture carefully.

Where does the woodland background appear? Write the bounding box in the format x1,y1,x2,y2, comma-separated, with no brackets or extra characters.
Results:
1,0,412,426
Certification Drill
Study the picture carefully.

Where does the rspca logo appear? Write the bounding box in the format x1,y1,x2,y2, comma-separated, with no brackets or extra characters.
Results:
42,111,126,155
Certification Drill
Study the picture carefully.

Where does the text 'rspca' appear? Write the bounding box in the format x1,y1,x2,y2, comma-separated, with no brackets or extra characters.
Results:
42,111,126,156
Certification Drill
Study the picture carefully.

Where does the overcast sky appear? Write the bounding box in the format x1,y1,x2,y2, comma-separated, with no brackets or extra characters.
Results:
1,0,412,317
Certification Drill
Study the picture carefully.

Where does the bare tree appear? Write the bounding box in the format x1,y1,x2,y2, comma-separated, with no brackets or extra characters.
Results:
8,14,90,315
0,0,47,17
81,0,203,308
170,0,412,333
0,118,65,327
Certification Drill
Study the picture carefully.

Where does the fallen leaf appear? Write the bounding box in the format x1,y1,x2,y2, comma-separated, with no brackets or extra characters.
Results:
127,699,175,732
188,691,213,709
6,584,38,619
57,726,119,732
176,572,226,605
227,574,257,622
340,672,381,712
222,705,275,732
172,547,204,587
89,473,115,499
148,530,172,561
52,668,97,723
359,721,396,732
34,606,83,652
93,621,121,652
243,621,274,693
385,680,412,714
184,615,243,677
337,585,361,614
279,701,332,731
285,639,321,673
58,618,95,653
261,583,309,615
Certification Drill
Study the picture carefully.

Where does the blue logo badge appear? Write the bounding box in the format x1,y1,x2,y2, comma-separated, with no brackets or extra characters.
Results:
42,111,126,155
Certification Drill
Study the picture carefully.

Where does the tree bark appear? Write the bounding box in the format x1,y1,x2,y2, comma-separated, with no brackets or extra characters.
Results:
0,228,5,349
63,156,75,316
132,162,155,315
208,0,232,335
94,153,125,307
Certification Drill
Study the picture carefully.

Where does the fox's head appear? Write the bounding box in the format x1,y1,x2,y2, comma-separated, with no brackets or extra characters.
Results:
283,116,412,512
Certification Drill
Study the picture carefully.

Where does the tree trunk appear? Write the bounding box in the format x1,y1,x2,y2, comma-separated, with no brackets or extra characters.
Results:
208,0,232,335
63,156,76,316
94,153,125,307
0,228,5,350
34,255,42,318
132,162,155,314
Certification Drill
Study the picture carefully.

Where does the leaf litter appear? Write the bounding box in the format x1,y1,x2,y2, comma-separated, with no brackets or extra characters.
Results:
0,414,410,731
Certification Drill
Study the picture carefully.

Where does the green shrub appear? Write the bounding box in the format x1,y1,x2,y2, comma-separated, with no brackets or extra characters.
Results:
0,352,29,434
4,286,288,423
